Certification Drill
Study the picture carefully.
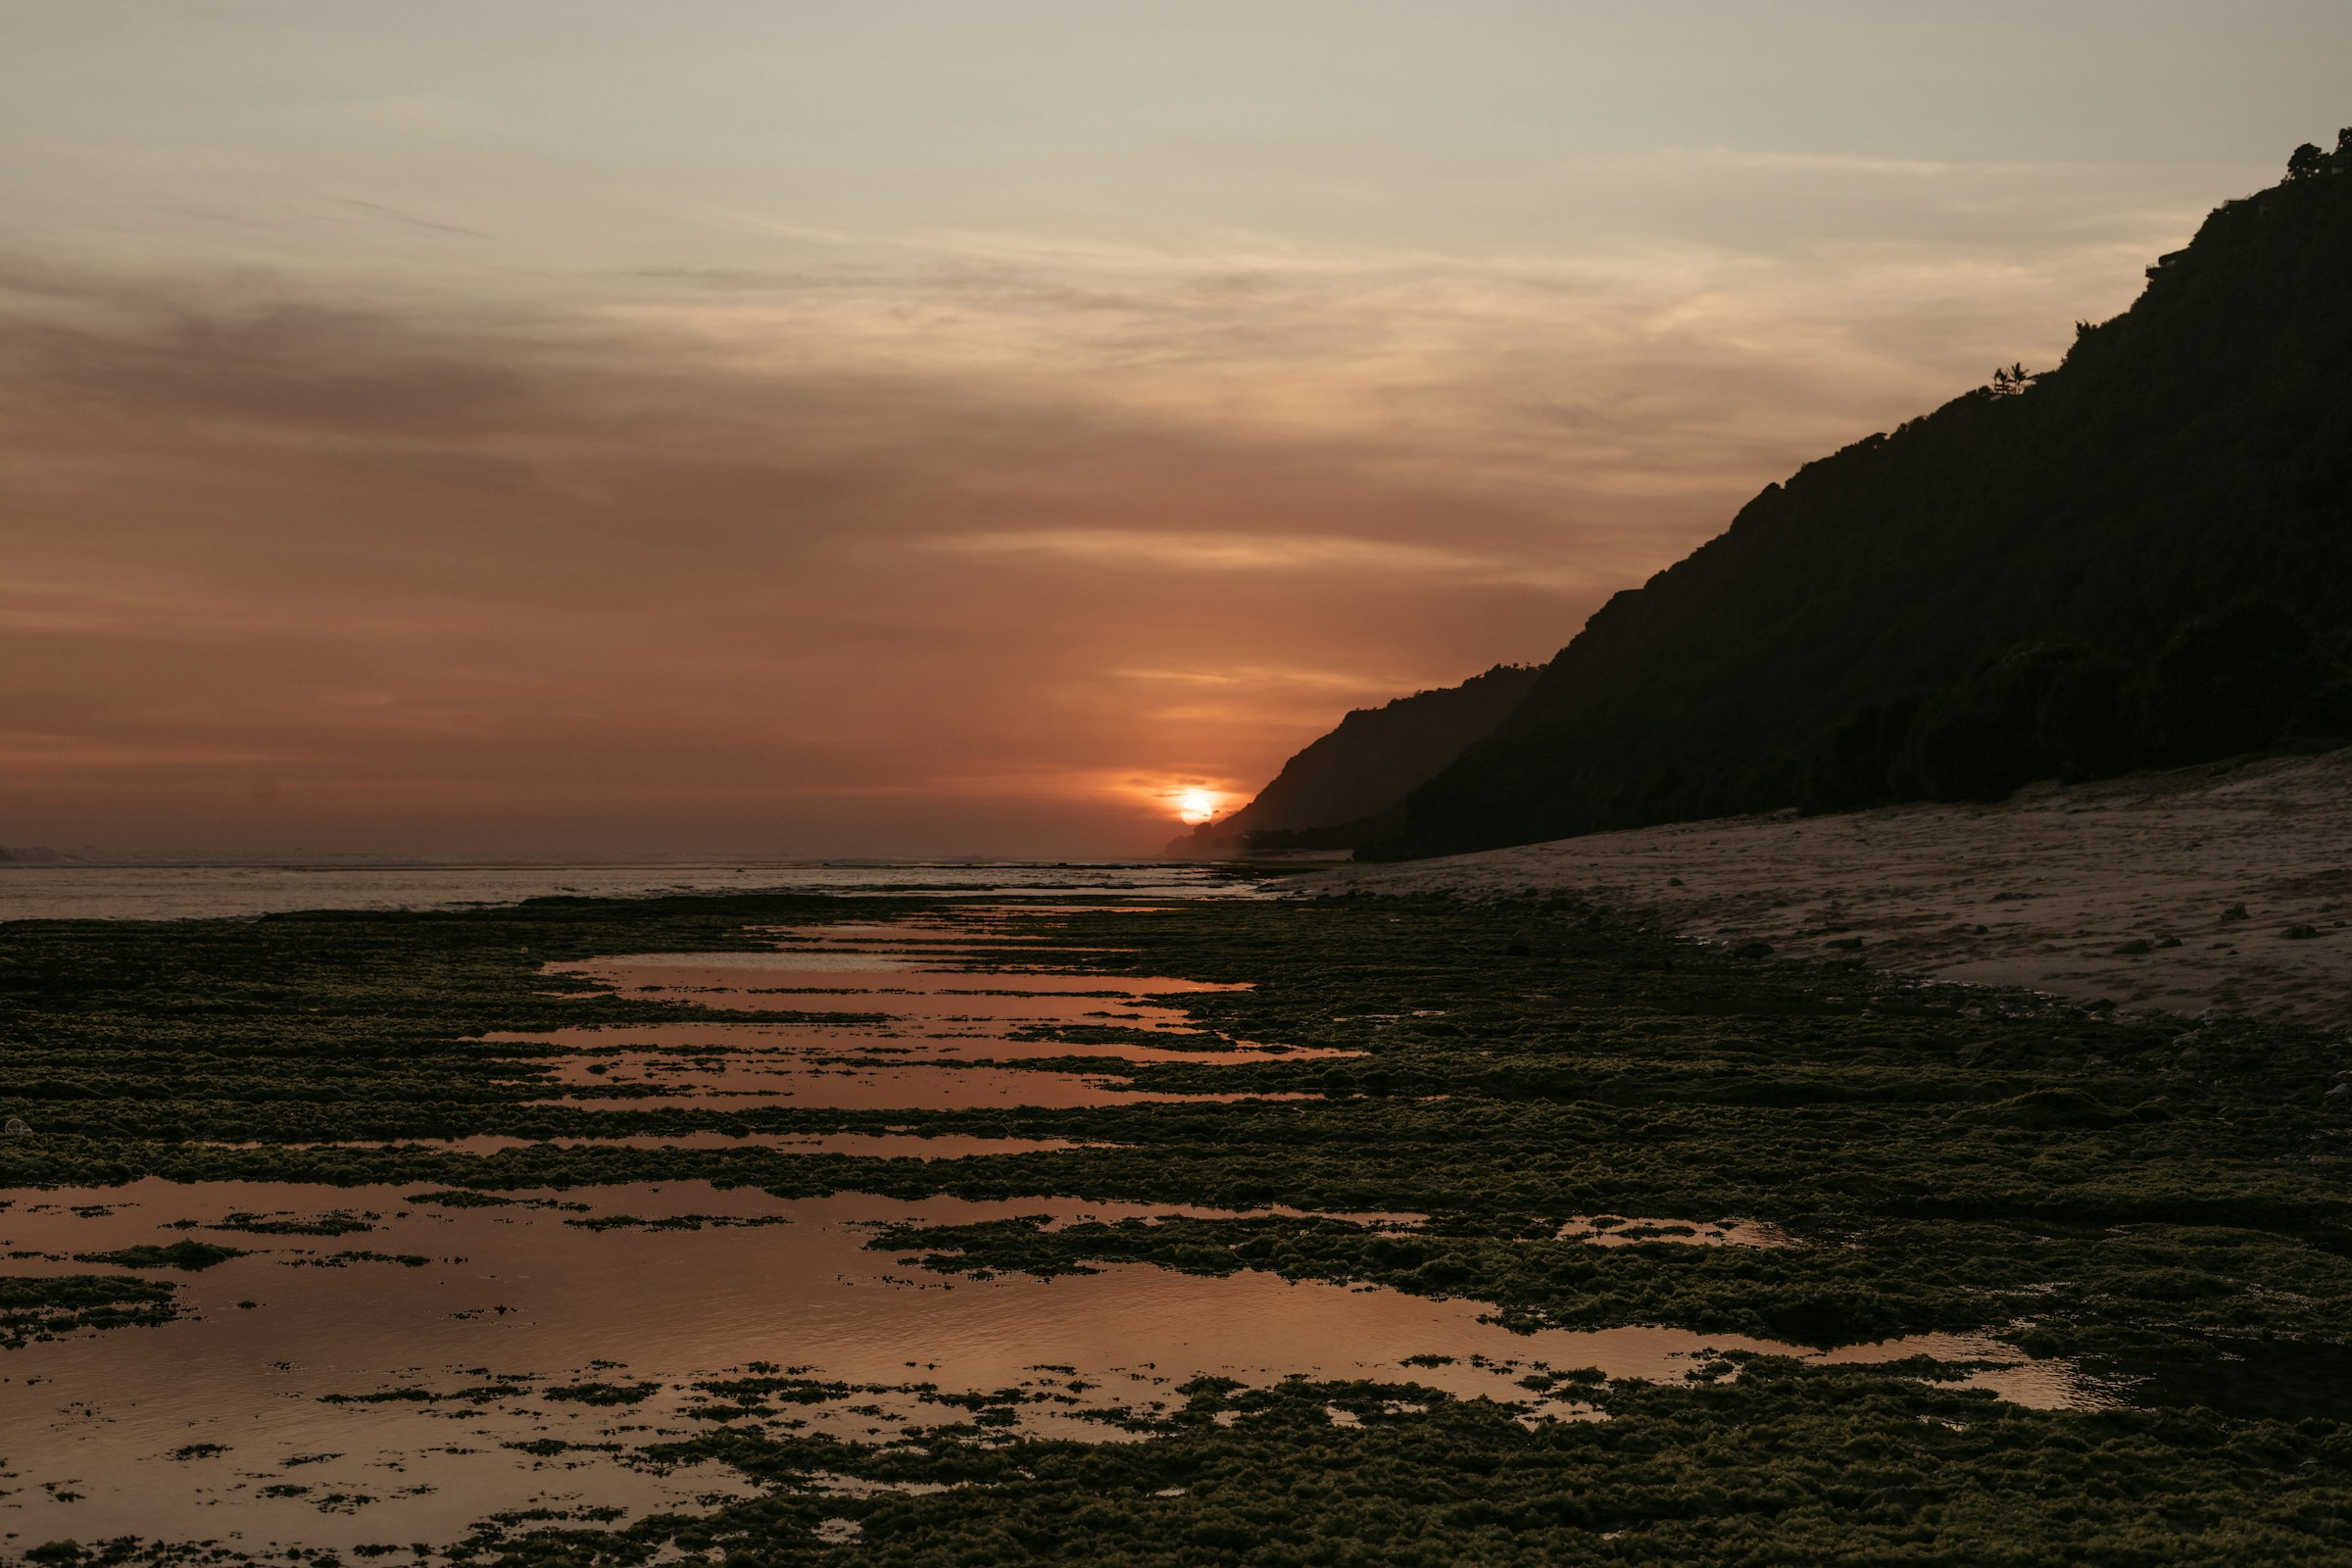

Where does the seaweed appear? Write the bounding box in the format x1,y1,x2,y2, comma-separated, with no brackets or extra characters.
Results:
72,1241,245,1271
209,1210,378,1236
541,1381,661,1406
11,887,2352,1562
0,1271,180,1347
465,1364,2352,1567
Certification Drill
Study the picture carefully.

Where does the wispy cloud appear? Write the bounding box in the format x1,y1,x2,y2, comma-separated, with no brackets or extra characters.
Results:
922,529,1532,579
322,195,494,240
1109,664,1417,691
0,33,2251,858
0,268,1611,854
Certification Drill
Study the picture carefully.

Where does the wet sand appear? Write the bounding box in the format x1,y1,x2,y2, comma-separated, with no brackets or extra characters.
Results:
1295,749,2352,1028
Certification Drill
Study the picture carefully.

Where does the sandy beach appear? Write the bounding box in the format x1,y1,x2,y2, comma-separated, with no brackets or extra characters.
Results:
1291,749,2352,1030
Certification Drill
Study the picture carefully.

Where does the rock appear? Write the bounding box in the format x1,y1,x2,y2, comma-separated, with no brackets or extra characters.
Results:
2155,936,2182,949
1826,936,1864,951
2115,939,2153,956
2222,903,2250,922
1731,941,1775,959
2284,923,2323,940
2327,1083,2351,1102
2,1117,27,1136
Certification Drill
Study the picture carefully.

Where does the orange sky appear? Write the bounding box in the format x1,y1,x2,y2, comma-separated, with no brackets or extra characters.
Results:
3,3,2346,857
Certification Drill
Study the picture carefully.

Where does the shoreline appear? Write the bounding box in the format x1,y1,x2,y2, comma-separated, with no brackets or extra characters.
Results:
1286,748,2352,1032
5,886,2351,1558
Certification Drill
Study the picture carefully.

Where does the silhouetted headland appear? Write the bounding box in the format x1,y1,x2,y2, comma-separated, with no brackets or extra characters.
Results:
1205,137,2352,863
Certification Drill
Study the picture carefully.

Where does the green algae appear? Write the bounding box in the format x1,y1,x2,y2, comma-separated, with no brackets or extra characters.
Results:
541,1381,661,1406
457,1364,2352,1567
319,1380,538,1405
73,1241,245,1271
205,1210,379,1236
8,888,2352,1561
0,1271,180,1347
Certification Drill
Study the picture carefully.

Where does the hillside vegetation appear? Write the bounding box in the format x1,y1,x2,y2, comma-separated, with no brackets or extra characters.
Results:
1368,138,2352,860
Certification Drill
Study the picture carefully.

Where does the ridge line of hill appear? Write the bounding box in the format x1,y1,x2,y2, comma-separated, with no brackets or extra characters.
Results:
1362,143,2352,860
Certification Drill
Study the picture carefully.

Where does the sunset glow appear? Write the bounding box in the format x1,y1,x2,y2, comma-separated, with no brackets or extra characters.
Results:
0,5,2327,858
7,8,2349,1561
1176,789,1222,826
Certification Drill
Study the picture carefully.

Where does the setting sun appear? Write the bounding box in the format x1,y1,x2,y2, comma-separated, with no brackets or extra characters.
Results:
8,5,2344,1557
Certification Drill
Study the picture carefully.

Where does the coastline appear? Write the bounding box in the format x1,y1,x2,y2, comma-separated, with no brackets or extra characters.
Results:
1288,747,2352,1031
5,883,2350,1558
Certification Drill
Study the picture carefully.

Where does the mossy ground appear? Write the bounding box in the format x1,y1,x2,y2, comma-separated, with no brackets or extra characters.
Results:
6,889,2352,1563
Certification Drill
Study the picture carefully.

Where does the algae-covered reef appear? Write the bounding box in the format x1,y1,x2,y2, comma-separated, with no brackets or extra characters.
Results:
6,890,2352,1562
0,1270,181,1348
472,1367,2352,1567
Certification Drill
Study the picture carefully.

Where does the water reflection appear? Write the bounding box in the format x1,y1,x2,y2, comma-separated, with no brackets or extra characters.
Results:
0,1180,2087,1552
503,914,1333,1112
494,1021,1332,1065
0,903,2096,1557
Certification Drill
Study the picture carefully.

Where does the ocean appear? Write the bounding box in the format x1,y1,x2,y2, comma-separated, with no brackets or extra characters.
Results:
0,860,1255,922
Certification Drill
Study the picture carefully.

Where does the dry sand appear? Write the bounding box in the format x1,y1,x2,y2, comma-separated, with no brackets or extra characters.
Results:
1288,749,2352,1030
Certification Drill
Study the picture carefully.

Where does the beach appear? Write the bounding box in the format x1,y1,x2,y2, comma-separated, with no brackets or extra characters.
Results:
1294,749,2352,1030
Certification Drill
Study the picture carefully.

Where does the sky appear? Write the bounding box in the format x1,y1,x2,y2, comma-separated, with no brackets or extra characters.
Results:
3,3,2348,859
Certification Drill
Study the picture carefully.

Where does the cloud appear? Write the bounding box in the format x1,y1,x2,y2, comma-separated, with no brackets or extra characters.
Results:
0,0,2324,858
0,146,2204,857
919,529,1540,580
322,195,495,240
0,261,1620,855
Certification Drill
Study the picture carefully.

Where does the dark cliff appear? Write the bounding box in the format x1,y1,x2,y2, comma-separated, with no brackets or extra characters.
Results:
1169,663,1542,857
1371,145,2352,860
